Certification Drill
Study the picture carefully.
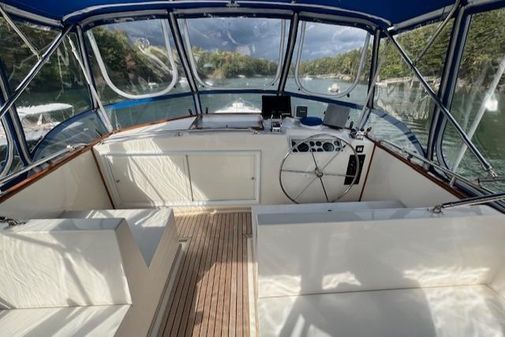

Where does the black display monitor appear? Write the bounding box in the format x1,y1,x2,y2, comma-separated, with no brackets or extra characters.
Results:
261,95,292,119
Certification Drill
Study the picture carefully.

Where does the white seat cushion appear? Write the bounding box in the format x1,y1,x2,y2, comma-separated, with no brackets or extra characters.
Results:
0,218,132,308
258,285,505,337
62,208,172,267
61,208,180,337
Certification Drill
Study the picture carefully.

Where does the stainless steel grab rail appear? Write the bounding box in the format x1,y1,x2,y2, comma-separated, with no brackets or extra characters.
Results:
432,192,505,213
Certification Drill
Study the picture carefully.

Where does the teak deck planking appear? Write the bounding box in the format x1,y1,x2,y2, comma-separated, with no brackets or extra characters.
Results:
161,210,252,337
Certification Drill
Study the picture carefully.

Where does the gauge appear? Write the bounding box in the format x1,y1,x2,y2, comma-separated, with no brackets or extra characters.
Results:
322,142,335,152
297,142,309,152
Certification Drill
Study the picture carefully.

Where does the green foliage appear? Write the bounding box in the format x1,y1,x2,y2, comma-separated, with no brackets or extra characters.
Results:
192,48,278,79
91,27,173,87
0,19,77,91
1,8,505,93
299,49,363,77
298,21,453,81
0,20,90,112
458,9,505,86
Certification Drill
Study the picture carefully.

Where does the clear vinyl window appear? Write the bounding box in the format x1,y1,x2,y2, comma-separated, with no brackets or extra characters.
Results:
0,16,93,153
288,21,372,102
441,8,505,191
87,19,179,99
181,17,287,89
371,20,453,150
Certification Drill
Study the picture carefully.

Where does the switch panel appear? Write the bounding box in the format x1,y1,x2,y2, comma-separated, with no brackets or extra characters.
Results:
344,154,366,185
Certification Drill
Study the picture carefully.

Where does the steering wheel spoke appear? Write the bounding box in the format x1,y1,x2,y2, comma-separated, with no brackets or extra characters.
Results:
310,150,319,169
318,177,329,202
282,169,316,175
293,176,318,200
323,172,355,177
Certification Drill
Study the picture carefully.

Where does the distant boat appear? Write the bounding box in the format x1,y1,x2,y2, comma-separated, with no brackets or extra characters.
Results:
302,75,313,81
328,83,340,93
178,77,189,87
215,100,261,113
17,103,73,117
238,74,246,78
147,82,159,90
17,103,71,142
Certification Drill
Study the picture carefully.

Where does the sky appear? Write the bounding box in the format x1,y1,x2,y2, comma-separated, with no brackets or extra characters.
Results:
187,18,368,61
109,18,368,61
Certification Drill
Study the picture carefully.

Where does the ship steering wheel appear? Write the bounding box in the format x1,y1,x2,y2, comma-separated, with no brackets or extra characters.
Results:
279,133,360,204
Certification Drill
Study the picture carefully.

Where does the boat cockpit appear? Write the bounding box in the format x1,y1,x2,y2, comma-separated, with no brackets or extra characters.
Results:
0,1,505,336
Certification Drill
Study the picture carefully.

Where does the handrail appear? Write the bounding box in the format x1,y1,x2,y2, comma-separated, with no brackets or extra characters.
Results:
0,143,87,188
432,192,505,213
87,20,179,100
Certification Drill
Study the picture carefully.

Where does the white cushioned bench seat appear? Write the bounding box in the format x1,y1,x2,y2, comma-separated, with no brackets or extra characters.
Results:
61,208,180,337
0,218,132,308
0,218,133,336
0,208,180,337
258,285,505,337
0,305,130,337
254,204,505,337
254,205,505,297
62,208,176,267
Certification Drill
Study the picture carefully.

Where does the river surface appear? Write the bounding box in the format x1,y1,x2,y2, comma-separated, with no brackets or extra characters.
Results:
16,77,505,191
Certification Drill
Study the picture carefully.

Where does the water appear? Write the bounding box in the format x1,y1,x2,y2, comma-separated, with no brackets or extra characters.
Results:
14,77,505,192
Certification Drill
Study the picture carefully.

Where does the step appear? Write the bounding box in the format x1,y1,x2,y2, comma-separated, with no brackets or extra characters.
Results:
256,206,505,297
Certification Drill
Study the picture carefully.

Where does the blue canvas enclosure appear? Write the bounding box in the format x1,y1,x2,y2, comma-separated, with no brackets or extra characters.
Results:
2,0,457,26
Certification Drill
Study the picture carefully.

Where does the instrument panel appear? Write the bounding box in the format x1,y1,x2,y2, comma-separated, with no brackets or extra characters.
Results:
290,138,344,153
